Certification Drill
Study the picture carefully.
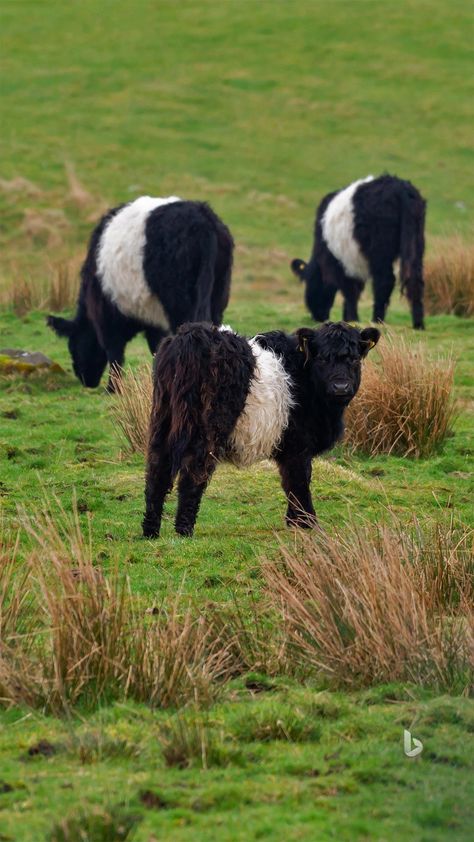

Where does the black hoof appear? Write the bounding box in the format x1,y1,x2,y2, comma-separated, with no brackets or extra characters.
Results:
175,525,194,538
142,518,160,539
285,513,318,530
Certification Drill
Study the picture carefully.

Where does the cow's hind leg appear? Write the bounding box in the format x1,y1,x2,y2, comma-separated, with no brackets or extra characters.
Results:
370,261,396,324
406,280,425,330
342,278,364,323
143,438,174,538
145,326,168,355
175,459,215,537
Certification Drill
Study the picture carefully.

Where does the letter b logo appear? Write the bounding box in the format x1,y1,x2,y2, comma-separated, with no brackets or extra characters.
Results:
404,729,423,758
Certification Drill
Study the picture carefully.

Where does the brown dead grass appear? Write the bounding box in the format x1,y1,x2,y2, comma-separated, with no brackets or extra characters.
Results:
109,364,153,455
47,255,82,312
264,518,474,691
425,236,474,317
0,498,239,712
21,207,70,249
0,254,82,315
65,161,94,208
345,334,457,458
0,176,42,197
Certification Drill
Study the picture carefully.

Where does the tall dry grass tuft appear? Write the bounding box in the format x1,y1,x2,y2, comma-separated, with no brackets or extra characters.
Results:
47,255,81,311
345,334,457,457
264,518,474,691
0,498,238,712
1,255,81,315
425,236,474,317
10,277,36,317
109,364,153,455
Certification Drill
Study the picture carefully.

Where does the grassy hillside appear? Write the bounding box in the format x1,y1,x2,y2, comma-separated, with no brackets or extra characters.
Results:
0,1,473,840
1,0,473,286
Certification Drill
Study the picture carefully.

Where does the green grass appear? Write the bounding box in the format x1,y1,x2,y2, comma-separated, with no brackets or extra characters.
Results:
0,1,473,839
1,0,473,285
1,686,473,841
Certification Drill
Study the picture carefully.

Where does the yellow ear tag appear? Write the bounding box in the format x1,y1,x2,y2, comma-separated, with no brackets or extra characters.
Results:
300,263,305,270
367,340,375,349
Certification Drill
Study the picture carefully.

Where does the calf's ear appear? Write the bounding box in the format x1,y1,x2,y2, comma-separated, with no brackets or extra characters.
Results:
290,259,307,281
46,314,76,338
359,327,380,356
295,327,316,363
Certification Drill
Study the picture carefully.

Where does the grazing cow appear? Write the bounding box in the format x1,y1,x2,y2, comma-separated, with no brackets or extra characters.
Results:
291,174,426,329
142,321,380,538
47,197,234,390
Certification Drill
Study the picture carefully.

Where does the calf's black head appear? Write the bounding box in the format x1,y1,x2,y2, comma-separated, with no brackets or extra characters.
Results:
296,322,380,404
47,315,107,387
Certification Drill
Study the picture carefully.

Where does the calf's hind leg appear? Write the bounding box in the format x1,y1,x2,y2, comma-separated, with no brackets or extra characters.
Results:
142,443,174,538
175,460,216,537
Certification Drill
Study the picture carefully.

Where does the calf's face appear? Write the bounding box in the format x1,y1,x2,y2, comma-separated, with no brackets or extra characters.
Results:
297,323,380,404
47,315,107,387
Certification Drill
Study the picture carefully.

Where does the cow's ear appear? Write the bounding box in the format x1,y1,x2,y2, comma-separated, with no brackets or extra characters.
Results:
359,327,380,356
296,327,316,363
291,259,307,281
46,314,76,338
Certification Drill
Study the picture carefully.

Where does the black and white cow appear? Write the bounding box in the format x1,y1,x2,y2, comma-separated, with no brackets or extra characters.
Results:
142,321,380,538
47,197,234,389
291,174,426,329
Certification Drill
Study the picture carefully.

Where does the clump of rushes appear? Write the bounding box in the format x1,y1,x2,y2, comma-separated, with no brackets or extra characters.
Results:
0,497,238,713
49,804,140,842
424,235,474,317
264,517,473,691
109,363,152,455
158,709,239,770
345,333,456,457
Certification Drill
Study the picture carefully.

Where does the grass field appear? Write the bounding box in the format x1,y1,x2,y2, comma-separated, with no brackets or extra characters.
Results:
1,1,473,840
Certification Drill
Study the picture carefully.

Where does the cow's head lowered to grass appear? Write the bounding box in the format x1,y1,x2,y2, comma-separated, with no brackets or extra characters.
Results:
47,315,107,388
296,322,380,404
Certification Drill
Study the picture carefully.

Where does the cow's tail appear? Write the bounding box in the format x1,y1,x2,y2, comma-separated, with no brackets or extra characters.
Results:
150,326,215,480
193,228,219,322
399,188,426,298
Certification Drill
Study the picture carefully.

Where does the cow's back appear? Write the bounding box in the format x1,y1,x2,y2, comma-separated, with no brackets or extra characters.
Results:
96,196,181,328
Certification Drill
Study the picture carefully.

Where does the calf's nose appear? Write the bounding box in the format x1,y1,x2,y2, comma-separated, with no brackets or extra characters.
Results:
331,381,352,396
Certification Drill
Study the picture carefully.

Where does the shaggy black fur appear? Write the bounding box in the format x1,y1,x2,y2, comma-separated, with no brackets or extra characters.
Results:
291,174,426,329
143,324,256,537
143,321,380,538
47,201,234,390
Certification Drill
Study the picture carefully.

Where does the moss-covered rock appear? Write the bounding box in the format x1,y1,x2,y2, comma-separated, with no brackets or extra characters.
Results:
0,349,65,375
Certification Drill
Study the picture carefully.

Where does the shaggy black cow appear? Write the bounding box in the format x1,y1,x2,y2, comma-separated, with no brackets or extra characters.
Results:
143,321,380,538
291,174,426,329
47,196,233,390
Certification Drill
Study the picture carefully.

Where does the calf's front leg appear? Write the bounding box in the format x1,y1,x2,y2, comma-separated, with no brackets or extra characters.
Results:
277,454,317,529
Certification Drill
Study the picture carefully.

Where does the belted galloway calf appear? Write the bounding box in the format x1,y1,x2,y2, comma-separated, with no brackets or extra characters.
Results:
143,321,380,537
47,197,233,390
291,174,426,329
